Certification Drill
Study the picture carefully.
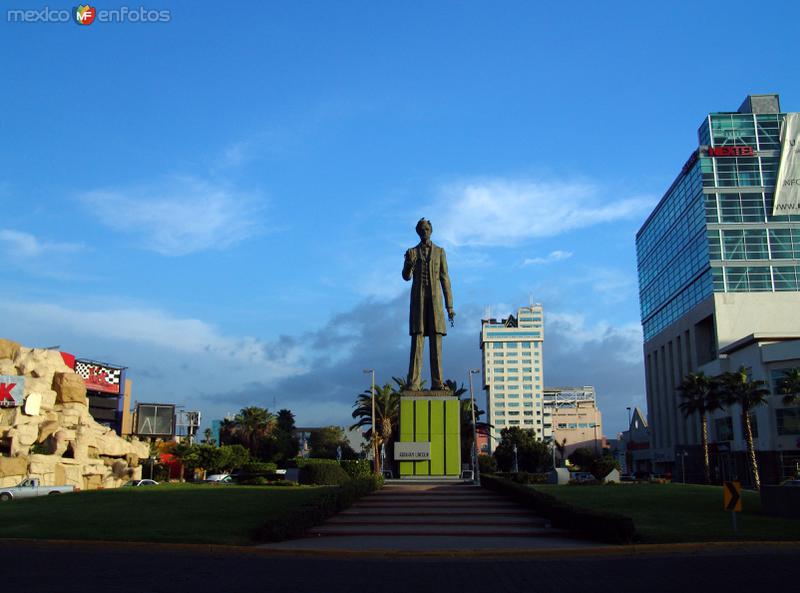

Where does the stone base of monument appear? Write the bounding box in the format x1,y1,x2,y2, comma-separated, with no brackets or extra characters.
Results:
395,390,461,478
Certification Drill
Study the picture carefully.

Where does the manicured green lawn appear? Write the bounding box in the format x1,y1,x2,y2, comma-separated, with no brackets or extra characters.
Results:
0,483,331,545
533,483,800,543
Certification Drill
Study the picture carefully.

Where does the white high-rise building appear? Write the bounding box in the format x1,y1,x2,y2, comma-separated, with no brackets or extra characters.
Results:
480,305,544,450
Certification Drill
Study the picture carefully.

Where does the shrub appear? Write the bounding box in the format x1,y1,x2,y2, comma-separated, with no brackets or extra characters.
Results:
299,462,351,485
339,459,372,479
567,447,596,471
590,455,620,481
480,474,636,544
238,476,270,485
478,454,497,474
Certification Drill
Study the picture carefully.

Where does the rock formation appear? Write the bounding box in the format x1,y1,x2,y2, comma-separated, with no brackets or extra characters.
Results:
0,338,149,490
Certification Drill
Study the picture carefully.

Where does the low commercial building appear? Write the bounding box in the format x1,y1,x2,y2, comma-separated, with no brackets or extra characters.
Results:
545,386,605,455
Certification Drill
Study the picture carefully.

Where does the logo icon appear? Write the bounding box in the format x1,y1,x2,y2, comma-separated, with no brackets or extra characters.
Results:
74,5,96,25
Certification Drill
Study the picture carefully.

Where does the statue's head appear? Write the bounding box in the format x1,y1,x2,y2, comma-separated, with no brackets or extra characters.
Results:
416,218,432,241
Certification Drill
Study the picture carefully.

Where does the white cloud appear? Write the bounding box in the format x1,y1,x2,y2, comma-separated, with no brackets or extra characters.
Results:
78,176,263,256
0,300,304,378
522,250,573,266
583,266,637,304
0,229,82,258
431,177,654,247
547,311,643,364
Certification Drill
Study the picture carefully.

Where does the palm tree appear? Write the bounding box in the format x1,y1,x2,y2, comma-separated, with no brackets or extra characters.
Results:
453,380,483,463
201,427,216,446
227,407,276,457
554,438,567,467
717,366,770,490
276,409,296,433
677,372,721,484
350,381,401,473
777,368,800,406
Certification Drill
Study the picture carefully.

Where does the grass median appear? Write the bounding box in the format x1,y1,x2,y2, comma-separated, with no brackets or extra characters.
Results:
0,483,331,545
532,483,800,543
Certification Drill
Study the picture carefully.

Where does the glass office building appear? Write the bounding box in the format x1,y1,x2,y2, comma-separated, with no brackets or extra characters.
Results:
637,95,799,344
636,94,800,483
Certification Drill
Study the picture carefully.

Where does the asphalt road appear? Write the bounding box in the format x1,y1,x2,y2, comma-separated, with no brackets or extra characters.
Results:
3,541,798,593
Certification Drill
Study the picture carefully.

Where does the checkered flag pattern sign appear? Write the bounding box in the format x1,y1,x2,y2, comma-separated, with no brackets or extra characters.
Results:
74,360,123,394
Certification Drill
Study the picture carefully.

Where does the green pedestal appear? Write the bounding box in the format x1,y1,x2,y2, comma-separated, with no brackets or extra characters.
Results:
398,393,460,478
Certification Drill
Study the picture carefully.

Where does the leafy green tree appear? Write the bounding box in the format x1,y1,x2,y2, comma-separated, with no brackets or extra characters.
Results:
717,366,770,490
777,368,800,406
309,426,356,460
223,444,250,471
493,427,551,473
677,372,722,484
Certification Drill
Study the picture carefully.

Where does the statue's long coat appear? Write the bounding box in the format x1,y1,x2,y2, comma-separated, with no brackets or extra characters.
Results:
402,242,454,336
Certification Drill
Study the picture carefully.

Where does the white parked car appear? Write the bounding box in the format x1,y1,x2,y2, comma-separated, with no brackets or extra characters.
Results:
122,479,159,487
204,474,233,483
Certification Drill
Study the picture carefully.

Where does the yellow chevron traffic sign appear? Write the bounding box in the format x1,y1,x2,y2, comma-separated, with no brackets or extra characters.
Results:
724,481,742,512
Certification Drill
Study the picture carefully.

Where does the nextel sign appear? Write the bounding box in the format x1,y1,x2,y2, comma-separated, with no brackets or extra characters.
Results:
0,375,25,407
708,146,754,157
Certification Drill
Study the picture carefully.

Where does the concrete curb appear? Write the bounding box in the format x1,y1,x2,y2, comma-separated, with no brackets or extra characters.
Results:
1,537,799,559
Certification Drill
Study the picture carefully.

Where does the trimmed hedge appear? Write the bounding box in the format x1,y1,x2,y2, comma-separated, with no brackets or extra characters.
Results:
242,462,278,474
496,471,549,484
235,461,280,483
291,457,339,469
299,462,351,485
254,474,385,542
481,474,636,544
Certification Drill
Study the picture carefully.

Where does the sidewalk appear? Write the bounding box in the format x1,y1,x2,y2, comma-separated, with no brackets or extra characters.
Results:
259,480,601,552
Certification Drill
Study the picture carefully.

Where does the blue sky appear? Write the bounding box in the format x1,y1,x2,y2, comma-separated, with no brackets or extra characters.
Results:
2,0,799,437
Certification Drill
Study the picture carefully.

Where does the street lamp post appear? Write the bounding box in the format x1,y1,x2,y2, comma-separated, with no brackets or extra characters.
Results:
363,369,378,475
679,449,689,484
468,368,480,485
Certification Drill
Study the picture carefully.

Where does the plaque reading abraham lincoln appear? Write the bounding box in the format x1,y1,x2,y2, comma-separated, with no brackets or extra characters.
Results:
402,218,455,391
